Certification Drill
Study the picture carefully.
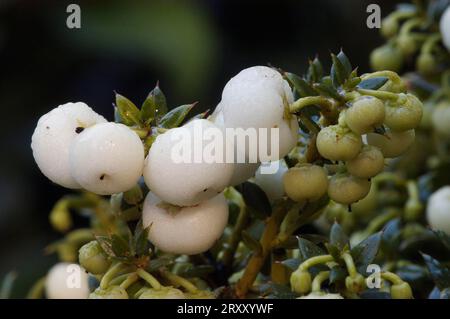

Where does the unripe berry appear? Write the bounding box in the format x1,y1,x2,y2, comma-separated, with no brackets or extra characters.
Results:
139,287,185,299
345,274,366,293
142,192,229,255
220,66,299,160
345,96,385,134
426,186,450,235
31,102,106,188
346,145,384,178
89,286,128,299
143,119,234,206
370,45,403,72
78,241,111,275
440,6,450,51
396,35,417,56
431,101,450,137
316,125,362,161
366,129,415,158
390,282,413,299
416,53,436,75
45,263,90,299
70,122,144,195
283,164,328,202
384,94,423,132
381,15,399,38
290,270,312,294
328,173,371,205
254,160,288,202
298,292,344,299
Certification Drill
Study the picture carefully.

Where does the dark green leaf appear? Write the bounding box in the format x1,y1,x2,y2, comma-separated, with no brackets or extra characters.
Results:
281,258,301,270
111,234,130,257
236,182,272,219
351,232,382,274
357,77,389,90
298,237,326,262
422,253,450,290
134,226,151,256
330,53,349,87
158,103,196,128
146,255,175,272
329,266,347,284
178,265,215,278
326,243,341,261
241,230,262,254
360,289,391,299
330,222,349,251
313,82,342,101
285,73,317,97
396,265,428,283
433,230,450,250
141,84,168,124
115,93,141,126
306,57,324,83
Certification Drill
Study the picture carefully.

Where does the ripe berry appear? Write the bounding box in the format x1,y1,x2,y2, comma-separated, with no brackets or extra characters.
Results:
143,119,234,206
366,129,415,158
426,186,450,235
328,173,371,205
219,66,299,160
316,125,362,161
254,160,288,202
70,122,145,195
370,45,403,72
383,93,423,132
45,263,90,299
283,164,328,202
346,145,384,178
78,241,111,275
31,102,106,188
440,6,450,51
431,101,450,137
345,96,385,134
142,192,229,255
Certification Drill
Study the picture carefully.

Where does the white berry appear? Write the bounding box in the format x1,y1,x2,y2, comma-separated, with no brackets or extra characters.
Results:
440,6,450,51
31,102,106,188
229,162,260,186
366,129,415,158
431,101,450,137
45,263,90,299
298,292,344,299
219,66,299,161
426,186,450,235
70,122,144,195
142,192,229,255
254,160,289,202
144,119,234,206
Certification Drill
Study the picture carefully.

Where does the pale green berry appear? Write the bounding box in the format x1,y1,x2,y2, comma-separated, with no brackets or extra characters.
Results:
345,96,385,134
316,125,362,161
328,173,371,205
431,101,450,137
366,129,415,158
384,93,423,132
396,35,417,56
283,164,328,202
346,145,384,178
370,45,403,72
390,282,413,299
290,270,312,294
381,15,399,38
78,241,111,275
416,53,436,75
345,274,366,293
139,287,185,299
89,286,128,299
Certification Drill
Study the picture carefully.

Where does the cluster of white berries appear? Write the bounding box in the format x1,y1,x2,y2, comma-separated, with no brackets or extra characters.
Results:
31,102,144,194
31,66,299,257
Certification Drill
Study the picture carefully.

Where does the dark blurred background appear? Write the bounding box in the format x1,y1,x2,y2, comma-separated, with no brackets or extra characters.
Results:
0,0,396,297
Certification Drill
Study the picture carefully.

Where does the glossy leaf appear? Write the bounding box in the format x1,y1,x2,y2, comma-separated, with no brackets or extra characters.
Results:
141,84,168,124
351,232,382,274
281,258,301,270
306,57,324,83
298,237,326,262
357,77,389,90
330,222,349,251
329,266,347,284
285,72,317,97
158,103,196,128
236,182,272,219
115,93,141,126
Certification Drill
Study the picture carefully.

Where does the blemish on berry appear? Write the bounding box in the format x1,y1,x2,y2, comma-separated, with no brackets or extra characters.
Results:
46,126,50,129
203,188,208,192
99,174,106,180
75,127,84,134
